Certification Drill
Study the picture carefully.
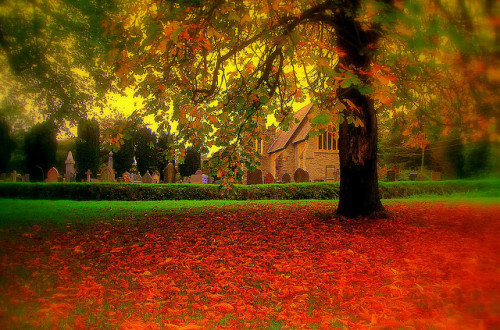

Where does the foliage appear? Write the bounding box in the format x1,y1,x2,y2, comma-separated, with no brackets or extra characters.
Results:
156,132,177,180
107,0,397,193
23,121,57,181
55,138,76,173
134,126,158,175
0,201,499,328
106,117,159,176
178,147,201,178
1,179,498,201
0,0,117,129
0,117,15,172
378,0,499,149
75,119,101,181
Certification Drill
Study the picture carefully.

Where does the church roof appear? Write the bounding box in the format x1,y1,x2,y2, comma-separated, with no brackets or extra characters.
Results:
267,104,313,154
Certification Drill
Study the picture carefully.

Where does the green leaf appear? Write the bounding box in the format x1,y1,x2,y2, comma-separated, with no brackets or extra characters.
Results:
311,112,330,125
358,85,374,95
341,79,352,88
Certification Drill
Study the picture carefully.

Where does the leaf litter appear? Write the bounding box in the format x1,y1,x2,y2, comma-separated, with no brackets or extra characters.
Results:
0,201,499,329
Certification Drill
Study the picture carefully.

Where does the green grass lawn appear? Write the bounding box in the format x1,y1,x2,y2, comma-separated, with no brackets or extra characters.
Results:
1,194,498,228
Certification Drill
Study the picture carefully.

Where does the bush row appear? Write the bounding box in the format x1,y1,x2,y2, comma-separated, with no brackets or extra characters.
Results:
0,180,498,201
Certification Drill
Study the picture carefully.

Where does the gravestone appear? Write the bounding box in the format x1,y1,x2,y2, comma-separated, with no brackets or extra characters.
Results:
142,171,153,183
46,167,60,182
293,168,309,182
378,166,387,180
65,151,76,182
101,167,116,182
431,171,442,181
190,170,203,184
246,169,263,185
22,174,30,182
392,166,400,181
264,173,274,184
386,170,396,182
164,163,176,183
122,171,130,183
201,174,209,184
152,171,160,184
409,173,418,181
281,173,291,183
10,170,18,182
108,151,114,169
182,176,191,183
85,169,92,182
135,173,142,183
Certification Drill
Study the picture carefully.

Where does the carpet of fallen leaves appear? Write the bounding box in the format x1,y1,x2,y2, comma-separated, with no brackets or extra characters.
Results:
0,201,499,329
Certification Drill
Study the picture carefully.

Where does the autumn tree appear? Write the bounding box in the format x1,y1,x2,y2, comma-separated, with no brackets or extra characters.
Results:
108,0,498,217
109,0,402,217
377,0,499,172
0,0,117,129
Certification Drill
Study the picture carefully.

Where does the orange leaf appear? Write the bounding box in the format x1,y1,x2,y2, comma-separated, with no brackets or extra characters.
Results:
213,302,234,313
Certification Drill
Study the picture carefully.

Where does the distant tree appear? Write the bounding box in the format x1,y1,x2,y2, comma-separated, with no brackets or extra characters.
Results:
24,121,57,181
113,132,135,176
75,119,100,181
156,132,177,180
6,130,26,173
135,126,158,174
178,147,201,178
0,118,16,172
109,117,159,176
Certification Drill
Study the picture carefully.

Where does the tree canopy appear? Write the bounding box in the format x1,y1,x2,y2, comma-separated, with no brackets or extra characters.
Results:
0,0,117,130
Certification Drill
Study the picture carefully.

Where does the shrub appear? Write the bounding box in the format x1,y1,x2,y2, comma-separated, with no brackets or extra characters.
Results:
0,179,498,201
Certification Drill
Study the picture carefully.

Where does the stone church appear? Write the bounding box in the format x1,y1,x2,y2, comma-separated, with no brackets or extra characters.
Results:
256,104,340,182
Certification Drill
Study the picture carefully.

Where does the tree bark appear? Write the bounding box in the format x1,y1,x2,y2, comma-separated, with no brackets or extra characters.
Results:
337,89,384,218
334,0,386,218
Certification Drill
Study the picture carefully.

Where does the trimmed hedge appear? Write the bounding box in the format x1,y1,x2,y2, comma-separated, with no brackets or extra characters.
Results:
0,180,498,201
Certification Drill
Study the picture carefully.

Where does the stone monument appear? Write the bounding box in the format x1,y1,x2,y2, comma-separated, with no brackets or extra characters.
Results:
65,151,76,182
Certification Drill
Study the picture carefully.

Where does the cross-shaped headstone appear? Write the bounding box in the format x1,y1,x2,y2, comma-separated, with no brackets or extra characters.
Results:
85,169,92,182
11,170,17,182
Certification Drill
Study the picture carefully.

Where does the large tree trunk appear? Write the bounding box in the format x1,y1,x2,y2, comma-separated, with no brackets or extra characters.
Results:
334,0,386,218
337,89,384,218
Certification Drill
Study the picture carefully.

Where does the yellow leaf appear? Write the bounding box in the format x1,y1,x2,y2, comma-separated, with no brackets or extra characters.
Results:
415,283,424,293
240,14,251,24
487,67,500,82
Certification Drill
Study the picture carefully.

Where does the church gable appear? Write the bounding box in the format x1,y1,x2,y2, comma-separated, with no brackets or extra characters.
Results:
257,104,340,182
267,104,312,154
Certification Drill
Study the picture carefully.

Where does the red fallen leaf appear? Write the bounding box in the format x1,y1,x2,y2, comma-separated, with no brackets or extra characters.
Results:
281,285,308,298
73,245,84,254
178,325,204,330
120,320,160,329
110,247,124,253
206,293,223,301
376,318,406,327
213,302,234,313
51,293,67,299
